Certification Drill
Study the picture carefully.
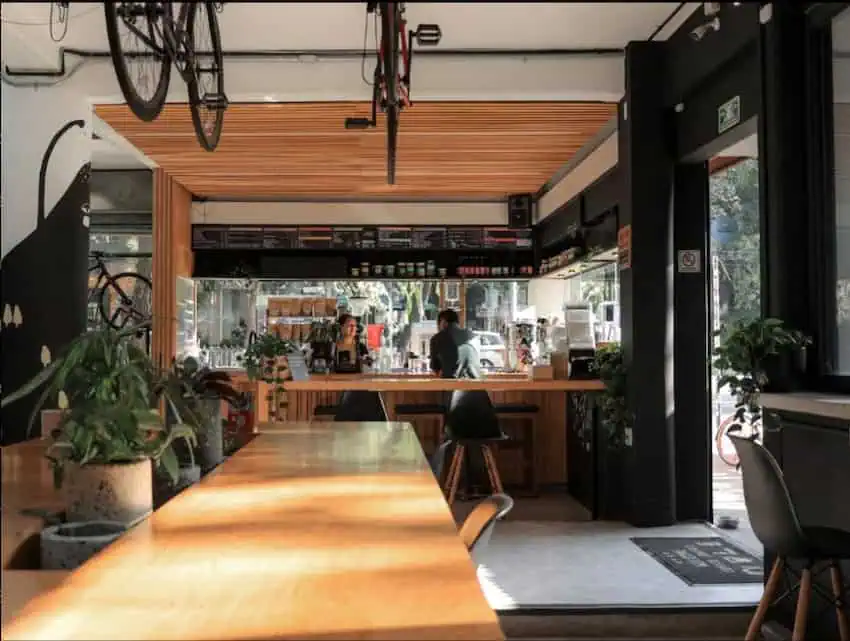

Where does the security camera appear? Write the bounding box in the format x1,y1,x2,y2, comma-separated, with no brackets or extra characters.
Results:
703,2,721,17
690,16,720,42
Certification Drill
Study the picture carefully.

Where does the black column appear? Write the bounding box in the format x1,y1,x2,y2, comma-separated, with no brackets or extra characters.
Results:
673,162,712,522
618,41,677,526
759,4,811,337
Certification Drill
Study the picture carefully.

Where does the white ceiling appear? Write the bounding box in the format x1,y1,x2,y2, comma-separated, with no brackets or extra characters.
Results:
1,2,695,172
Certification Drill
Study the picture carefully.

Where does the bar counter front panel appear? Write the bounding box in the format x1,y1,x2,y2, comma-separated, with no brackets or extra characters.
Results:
278,374,604,489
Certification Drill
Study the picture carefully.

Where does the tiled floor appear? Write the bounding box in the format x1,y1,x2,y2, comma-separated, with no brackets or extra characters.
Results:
451,495,762,611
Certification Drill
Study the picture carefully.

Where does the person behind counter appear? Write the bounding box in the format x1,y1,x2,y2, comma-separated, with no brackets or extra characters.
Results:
429,309,482,379
334,313,370,373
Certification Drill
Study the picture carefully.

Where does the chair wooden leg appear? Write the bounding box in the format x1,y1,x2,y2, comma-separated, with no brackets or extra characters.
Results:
746,557,785,641
831,561,849,641
482,445,505,494
446,445,466,505
792,566,813,641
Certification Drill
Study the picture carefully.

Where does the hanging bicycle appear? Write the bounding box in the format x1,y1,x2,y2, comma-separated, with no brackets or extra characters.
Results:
88,251,153,331
103,1,228,151
345,2,442,184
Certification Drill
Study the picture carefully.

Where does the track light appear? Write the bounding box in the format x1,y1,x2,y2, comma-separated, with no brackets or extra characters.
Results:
690,16,720,42
344,117,374,130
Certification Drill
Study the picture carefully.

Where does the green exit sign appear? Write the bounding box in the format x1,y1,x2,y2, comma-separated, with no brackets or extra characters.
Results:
718,96,741,134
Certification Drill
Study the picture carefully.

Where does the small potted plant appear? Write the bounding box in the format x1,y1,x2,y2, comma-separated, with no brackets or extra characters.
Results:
590,342,631,520
1,327,195,569
240,333,296,422
713,317,812,443
161,356,246,474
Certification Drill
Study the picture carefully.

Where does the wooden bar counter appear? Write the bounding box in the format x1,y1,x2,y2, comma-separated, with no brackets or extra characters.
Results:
283,374,604,488
2,422,504,641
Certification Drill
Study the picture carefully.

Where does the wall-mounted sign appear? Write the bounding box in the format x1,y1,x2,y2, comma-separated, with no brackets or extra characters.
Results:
677,249,702,273
617,225,632,270
718,96,741,134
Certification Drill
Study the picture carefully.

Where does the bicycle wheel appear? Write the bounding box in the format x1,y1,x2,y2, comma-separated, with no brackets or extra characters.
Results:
186,2,226,152
104,2,171,122
98,272,153,330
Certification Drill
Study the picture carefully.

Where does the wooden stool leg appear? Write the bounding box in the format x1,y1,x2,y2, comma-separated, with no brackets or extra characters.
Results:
831,561,849,641
792,566,813,641
746,557,785,641
481,445,499,493
482,445,505,494
443,443,462,493
446,445,466,505
527,416,538,494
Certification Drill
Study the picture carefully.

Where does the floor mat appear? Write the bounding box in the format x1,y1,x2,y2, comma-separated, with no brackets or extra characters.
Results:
630,536,763,586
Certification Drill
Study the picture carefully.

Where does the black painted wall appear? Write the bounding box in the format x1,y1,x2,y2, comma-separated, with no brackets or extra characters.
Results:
0,148,90,445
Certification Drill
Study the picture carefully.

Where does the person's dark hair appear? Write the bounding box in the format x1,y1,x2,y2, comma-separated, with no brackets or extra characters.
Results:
438,309,460,325
338,313,355,328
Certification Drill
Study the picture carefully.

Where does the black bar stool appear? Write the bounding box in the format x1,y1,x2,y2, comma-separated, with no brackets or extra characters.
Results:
442,390,508,505
493,401,539,494
731,435,850,641
334,390,389,422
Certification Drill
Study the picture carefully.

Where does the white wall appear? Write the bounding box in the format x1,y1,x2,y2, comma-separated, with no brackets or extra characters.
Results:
191,200,508,226
0,82,92,259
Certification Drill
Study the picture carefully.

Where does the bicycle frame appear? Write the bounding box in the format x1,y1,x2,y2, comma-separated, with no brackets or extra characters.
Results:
114,2,197,86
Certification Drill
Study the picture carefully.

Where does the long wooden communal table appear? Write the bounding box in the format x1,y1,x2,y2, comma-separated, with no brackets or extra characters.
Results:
283,375,605,487
2,422,504,641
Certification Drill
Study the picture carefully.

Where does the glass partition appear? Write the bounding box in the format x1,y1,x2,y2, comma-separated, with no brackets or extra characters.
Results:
194,279,531,372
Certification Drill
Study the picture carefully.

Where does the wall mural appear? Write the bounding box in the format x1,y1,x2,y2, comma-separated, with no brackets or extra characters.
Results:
0,120,91,445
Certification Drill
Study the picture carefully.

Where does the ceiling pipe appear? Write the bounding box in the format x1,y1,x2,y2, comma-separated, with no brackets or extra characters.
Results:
3,45,624,77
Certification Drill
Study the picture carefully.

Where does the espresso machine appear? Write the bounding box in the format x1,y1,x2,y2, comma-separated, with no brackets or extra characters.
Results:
307,322,334,373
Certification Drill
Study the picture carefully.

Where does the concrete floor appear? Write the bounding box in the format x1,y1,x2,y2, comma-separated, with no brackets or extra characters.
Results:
450,493,762,611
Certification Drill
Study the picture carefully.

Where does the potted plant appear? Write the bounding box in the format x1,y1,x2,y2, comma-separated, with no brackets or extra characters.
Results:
590,342,631,520
1,327,195,569
240,333,296,422
160,356,246,474
712,317,812,443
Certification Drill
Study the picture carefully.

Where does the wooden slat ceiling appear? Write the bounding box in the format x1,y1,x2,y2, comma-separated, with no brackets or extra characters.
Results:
96,102,617,199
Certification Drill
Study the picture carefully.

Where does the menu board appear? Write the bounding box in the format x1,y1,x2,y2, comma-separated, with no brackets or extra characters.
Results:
225,227,264,249
262,227,298,249
483,227,532,249
191,225,534,251
447,227,484,249
333,227,378,249
412,227,447,249
378,227,413,249
192,226,226,249
298,227,334,249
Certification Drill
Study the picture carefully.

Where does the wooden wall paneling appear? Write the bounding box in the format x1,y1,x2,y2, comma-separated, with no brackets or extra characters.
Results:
151,170,193,369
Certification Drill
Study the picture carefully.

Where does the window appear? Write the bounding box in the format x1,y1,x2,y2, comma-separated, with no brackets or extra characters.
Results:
832,8,850,374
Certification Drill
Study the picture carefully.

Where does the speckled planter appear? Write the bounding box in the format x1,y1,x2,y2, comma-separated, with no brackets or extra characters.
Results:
197,399,224,473
64,460,153,525
153,463,201,507
41,521,126,570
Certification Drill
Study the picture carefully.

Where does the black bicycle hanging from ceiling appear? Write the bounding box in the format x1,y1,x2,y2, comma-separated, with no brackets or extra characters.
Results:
103,1,229,151
345,2,442,185
87,251,153,330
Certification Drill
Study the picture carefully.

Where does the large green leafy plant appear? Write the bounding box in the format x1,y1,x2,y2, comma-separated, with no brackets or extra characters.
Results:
590,342,631,447
712,317,811,439
1,328,195,488
240,333,296,421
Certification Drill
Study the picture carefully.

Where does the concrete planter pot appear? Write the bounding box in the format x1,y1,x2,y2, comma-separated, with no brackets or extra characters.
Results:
41,521,126,570
197,399,224,472
64,459,153,525
153,463,201,507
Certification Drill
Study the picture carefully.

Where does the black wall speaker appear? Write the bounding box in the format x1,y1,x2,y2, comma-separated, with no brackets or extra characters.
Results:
507,193,533,228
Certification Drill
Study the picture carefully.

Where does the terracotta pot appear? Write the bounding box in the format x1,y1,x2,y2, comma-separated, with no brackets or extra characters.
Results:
64,459,152,525
41,521,126,570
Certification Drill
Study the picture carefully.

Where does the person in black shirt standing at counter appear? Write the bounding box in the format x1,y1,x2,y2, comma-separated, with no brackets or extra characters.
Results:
429,309,481,379
428,309,491,493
